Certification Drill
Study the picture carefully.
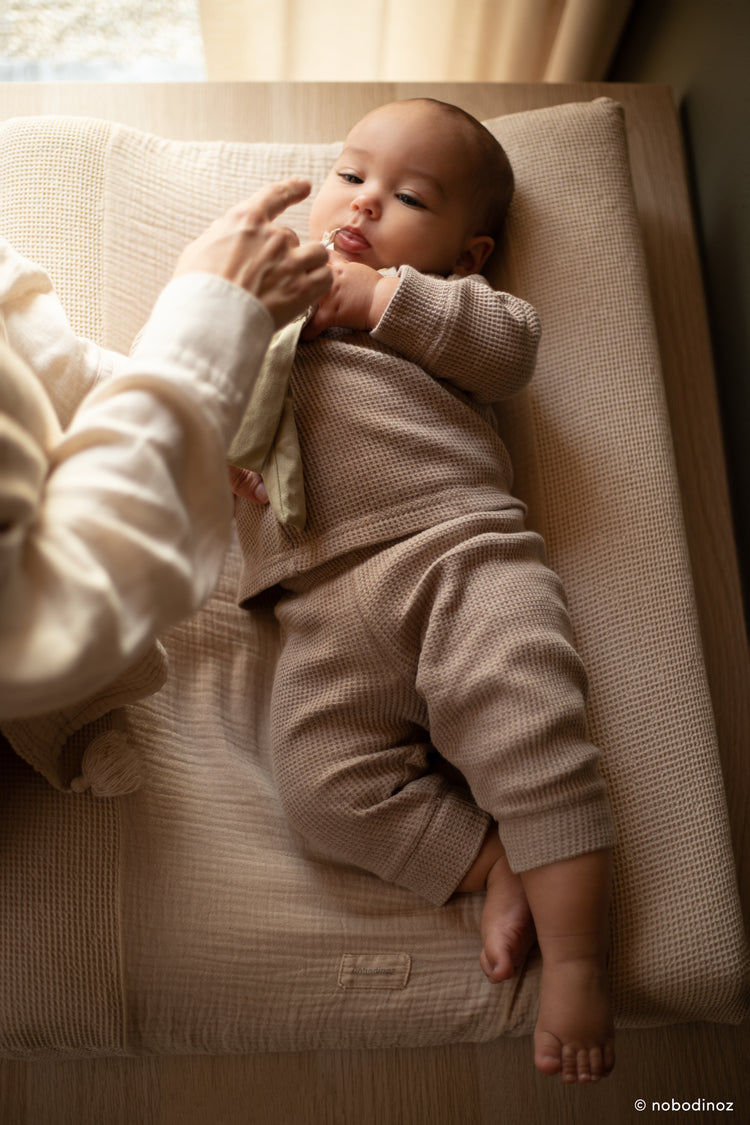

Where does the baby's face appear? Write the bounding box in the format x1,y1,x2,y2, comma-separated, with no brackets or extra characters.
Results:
309,102,487,277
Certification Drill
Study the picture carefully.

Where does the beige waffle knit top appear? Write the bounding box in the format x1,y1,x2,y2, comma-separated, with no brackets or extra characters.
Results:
236,266,540,597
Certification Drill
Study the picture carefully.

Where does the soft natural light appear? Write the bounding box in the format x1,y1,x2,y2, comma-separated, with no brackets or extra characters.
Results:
0,0,205,80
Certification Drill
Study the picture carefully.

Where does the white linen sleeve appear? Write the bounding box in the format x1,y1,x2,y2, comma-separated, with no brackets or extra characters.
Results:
0,237,126,426
0,267,274,720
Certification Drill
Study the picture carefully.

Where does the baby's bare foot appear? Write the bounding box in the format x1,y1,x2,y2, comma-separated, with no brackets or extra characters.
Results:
534,953,614,1084
478,851,535,983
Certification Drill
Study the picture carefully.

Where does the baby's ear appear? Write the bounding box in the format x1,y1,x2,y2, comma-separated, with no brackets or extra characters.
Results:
453,235,495,277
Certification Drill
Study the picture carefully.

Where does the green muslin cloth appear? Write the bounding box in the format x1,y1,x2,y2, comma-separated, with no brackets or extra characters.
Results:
227,313,306,530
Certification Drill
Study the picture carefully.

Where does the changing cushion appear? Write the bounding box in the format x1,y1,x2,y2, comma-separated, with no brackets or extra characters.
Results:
0,98,746,1057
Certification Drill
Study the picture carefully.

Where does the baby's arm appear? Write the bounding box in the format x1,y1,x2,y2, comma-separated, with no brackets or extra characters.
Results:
373,265,541,402
303,254,540,403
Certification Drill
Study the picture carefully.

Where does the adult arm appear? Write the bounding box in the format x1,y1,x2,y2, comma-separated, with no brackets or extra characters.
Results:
0,181,331,719
0,236,126,427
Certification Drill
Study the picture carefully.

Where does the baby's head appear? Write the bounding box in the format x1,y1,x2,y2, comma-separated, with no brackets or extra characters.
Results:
309,99,514,277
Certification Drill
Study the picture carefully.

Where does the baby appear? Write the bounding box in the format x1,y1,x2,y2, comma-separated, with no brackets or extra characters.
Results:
233,98,616,1084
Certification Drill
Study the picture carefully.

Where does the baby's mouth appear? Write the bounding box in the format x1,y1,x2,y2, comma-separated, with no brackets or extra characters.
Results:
336,226,371,254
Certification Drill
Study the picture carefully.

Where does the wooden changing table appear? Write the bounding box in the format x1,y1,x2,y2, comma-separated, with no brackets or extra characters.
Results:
0,80,747,1124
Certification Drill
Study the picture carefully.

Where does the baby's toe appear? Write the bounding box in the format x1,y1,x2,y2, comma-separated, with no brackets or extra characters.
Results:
577,1046,595,1083
560,1044,586,1083
587,1045,604,1082
534,1030,562,1077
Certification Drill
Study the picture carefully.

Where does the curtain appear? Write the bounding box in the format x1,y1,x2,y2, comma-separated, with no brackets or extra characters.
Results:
198,0,633,82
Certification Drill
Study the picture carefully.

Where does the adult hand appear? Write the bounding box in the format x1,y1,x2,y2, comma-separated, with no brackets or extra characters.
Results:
174,178,332,330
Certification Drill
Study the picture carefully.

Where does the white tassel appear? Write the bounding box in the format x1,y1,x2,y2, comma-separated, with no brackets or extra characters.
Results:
70,727,143,796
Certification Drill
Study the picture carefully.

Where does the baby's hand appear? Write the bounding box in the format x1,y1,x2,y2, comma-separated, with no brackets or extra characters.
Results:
302,253,398,339
228,465,268,505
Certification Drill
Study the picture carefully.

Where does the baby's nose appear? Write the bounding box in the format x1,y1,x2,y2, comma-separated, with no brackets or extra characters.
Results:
351,191,380,218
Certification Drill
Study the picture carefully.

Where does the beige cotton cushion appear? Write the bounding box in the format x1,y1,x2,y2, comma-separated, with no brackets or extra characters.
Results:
0,99,746,1057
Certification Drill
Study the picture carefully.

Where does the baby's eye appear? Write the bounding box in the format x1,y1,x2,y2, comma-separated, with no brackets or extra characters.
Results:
396,193,425,209
338,172,363,185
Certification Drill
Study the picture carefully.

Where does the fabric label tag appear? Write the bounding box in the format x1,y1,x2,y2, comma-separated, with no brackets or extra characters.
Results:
338,953,411,990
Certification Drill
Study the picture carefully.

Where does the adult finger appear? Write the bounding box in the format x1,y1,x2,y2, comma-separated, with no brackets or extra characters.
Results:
291,239,332,272
242,177,312,225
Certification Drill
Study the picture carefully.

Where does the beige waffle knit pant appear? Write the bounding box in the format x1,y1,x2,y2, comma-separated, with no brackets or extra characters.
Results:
271,510,614,906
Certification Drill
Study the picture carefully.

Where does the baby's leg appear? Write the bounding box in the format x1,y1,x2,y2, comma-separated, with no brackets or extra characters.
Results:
520,848,614,1084
409,524,615,1079
456,827,535,982
271,569,491,906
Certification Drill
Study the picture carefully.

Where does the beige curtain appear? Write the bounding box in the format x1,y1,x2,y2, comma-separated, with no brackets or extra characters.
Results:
198,0,633,82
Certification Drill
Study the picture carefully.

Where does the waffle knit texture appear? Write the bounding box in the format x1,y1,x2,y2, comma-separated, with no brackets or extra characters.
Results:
235,267,540,595
231,263,616,890
272,512,615,903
